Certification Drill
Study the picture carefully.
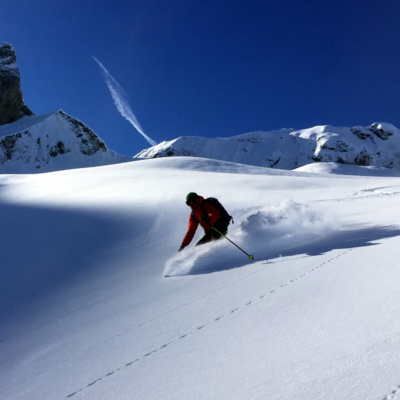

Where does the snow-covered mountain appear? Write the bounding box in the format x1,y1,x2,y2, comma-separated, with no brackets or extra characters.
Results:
0,43,129,173
4,41,400,174
0,110,129,173
135,122,400,170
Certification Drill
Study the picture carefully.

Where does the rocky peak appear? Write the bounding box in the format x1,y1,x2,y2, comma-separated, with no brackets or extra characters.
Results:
135,123,400,171
0,109,130,173
0,42,33,125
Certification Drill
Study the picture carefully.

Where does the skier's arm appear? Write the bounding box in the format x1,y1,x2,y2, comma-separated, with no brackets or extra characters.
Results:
180,213,199,248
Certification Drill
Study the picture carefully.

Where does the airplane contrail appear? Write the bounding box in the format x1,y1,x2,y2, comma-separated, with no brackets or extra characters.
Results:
92,56,157,147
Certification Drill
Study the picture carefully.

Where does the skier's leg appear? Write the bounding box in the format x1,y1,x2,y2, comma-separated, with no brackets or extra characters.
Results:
196,226,226,246
214,220,228,236
195,230,214,246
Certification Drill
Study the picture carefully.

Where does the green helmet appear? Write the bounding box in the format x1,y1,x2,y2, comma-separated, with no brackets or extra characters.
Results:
186,192,199,203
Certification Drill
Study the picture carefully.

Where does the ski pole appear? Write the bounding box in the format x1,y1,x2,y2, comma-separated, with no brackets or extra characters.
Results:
212,226,255,261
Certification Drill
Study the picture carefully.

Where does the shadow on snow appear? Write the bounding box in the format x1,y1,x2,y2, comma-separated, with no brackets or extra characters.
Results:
185,224,400,275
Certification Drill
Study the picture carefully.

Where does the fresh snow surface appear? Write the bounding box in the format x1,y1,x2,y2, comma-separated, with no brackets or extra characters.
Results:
294,161,400,177
1,157,400,400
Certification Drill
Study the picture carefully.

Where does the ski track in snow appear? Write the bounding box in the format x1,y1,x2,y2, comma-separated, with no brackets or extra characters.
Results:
64,247,354,399
2,169,400,400
316,185,400,204
383,385,400,400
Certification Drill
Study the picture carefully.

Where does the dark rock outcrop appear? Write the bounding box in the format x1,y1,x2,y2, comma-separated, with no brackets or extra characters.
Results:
0,44,129,173
0,42,33,125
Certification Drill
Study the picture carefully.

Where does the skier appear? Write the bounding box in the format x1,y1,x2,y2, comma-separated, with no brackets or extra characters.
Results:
178,192,231,252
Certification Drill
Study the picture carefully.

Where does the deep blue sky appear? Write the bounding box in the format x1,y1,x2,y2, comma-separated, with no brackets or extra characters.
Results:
2,0,400,156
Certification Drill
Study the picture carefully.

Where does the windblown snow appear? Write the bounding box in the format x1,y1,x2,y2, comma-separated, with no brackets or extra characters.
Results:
164,199,335,277
1,157,400,400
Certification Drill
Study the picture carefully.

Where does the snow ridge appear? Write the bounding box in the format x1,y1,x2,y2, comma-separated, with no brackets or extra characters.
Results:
135,123,400,170
0,110,129,173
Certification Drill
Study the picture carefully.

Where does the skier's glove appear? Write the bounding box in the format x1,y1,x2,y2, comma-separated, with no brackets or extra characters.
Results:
178,245,185,252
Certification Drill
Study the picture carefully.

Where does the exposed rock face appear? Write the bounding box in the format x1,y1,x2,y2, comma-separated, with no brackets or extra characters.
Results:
0,43,129,173
0,42,33,125
135,123,400,171
0,110,129,173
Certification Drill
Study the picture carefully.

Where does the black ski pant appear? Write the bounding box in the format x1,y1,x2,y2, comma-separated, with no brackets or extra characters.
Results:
195,220,228,246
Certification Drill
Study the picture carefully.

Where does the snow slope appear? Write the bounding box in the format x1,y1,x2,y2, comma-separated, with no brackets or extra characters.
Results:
1,157,400,400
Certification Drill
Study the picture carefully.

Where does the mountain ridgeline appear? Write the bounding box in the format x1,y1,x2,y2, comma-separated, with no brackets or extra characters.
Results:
1,42,400,174
0,42,128,173
135,123,400,171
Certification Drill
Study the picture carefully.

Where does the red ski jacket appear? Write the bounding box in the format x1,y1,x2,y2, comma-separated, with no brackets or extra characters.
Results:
181,196,221,247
